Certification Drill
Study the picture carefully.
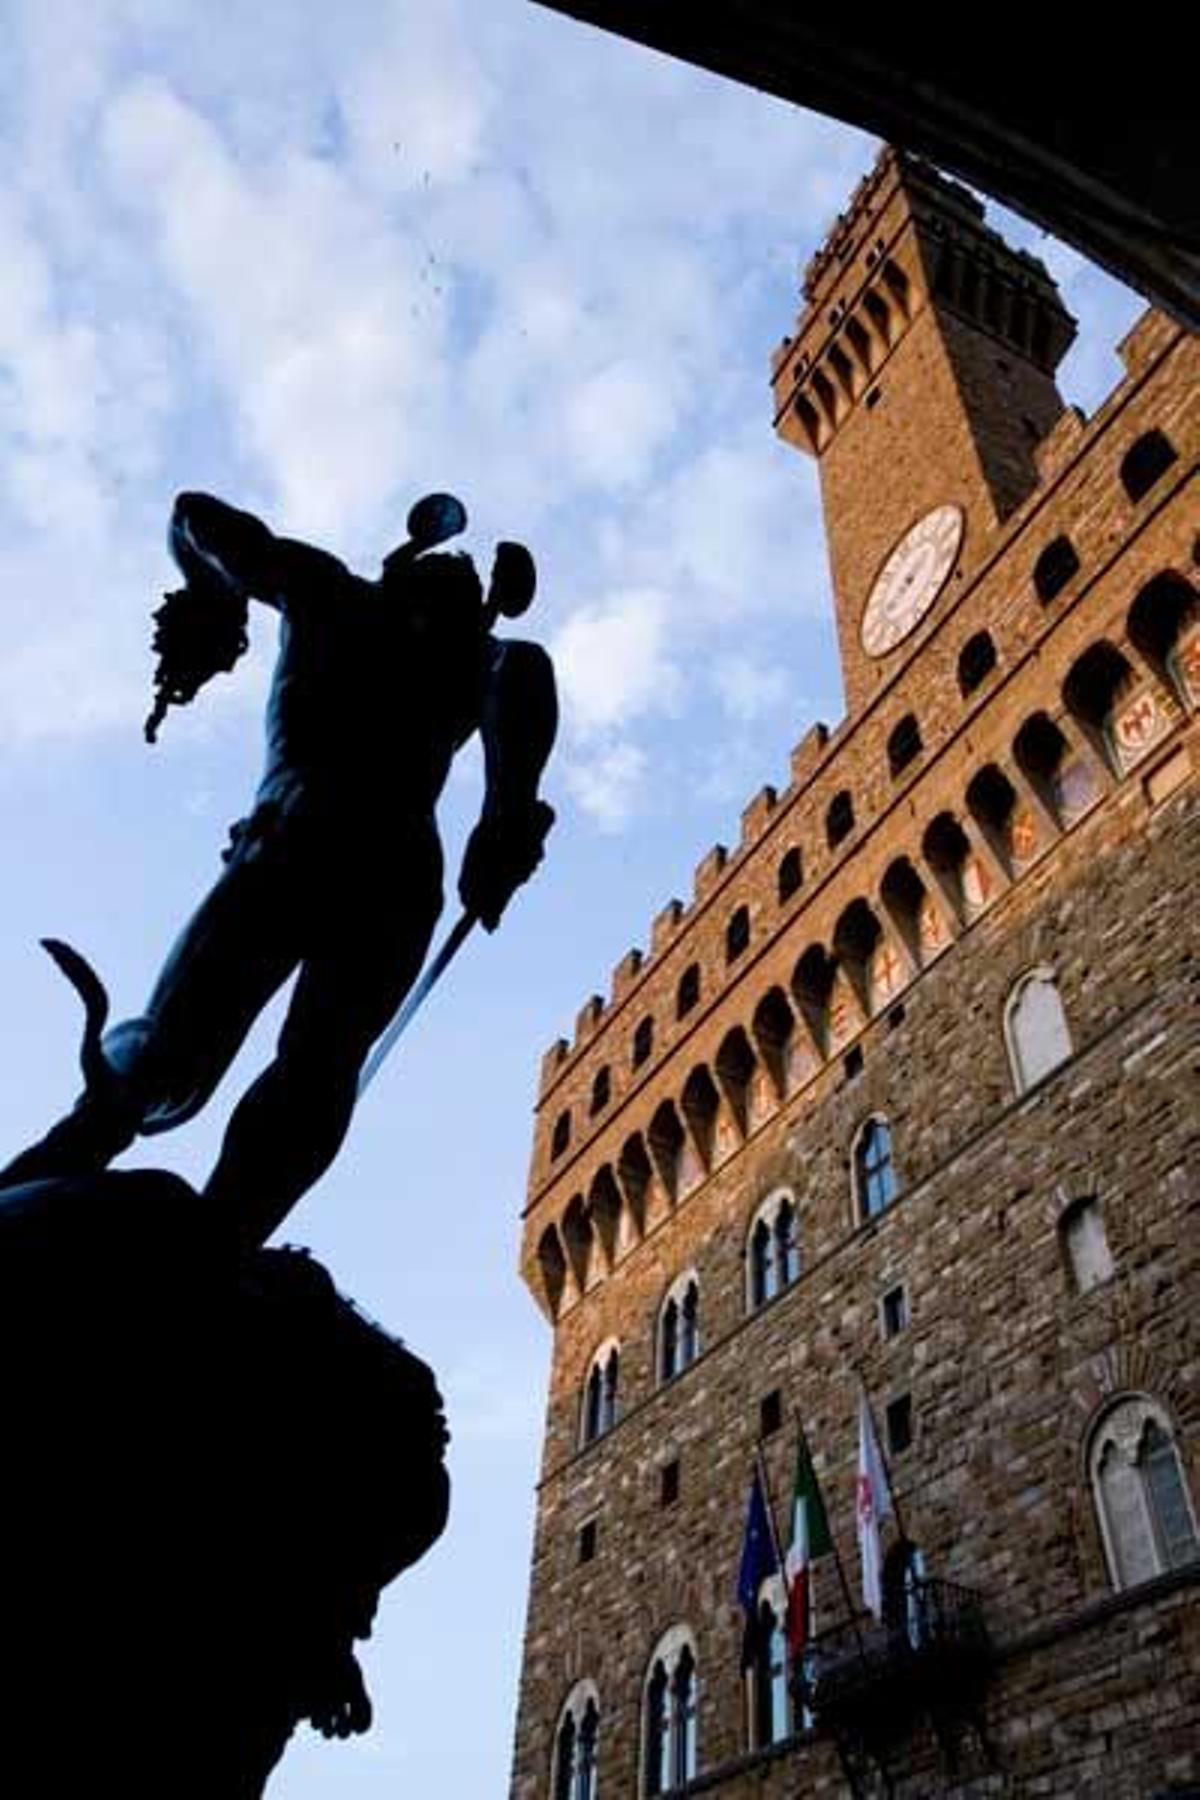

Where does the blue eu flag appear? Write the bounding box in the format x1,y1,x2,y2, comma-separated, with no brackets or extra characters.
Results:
736,1467,778,1667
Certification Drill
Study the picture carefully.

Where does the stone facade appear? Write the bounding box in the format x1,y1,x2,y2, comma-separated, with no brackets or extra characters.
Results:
511,148,1199,1799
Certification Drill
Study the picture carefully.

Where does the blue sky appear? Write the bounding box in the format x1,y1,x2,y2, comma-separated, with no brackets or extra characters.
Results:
0,3,1145,1793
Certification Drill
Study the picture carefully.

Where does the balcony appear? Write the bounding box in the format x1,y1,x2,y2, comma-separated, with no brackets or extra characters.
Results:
803,1577,991,1744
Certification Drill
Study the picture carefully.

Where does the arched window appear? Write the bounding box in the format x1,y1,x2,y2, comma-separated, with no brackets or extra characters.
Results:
826,789,855,848
777,847,803,903
1120,430,1177,503
554,1684,600,1800
633,1016,654,1069
886,713,922,777
1089,1397,1199,1590
748,1578,791,1749
582,1342,620,1446
1063,640,1166,776
726,905,751,964
644,1631,698,1795
659,1274,700,1382
747,1190,800,1311
1127,571,1200,708
589,1066,611,1116
854,1118,897,1222
958,630,997,695
1005,968,1072,1092
1033,535,1081,603
677,963,701,1020
551,1110,571,1160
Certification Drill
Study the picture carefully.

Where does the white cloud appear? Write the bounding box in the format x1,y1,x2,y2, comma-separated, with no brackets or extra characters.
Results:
711,652,790,722
100,75,446,538
562,359,680,488
550,587,680,738
561,738,648,832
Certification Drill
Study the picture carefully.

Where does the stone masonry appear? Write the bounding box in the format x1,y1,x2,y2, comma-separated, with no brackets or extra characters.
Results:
510,147,1199,1799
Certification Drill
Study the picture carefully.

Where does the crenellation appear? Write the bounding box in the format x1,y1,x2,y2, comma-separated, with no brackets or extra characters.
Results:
1035,405,1088,482
610,947,643,1002
692,844,728,900
572,994,604,1048
1120,306,1177,376
537,1037,569,1100
739,784,777,848
650,896,686,952
789,721,830,786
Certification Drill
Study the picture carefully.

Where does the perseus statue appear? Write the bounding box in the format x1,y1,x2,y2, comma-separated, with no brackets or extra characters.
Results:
1,490,557,1247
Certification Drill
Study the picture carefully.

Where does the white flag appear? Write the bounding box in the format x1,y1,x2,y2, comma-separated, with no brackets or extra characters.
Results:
856,1394,893,1618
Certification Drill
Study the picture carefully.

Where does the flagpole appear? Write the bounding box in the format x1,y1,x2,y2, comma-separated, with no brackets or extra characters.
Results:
754,1437,790,1600
792,1407,865,1657
855,1374,909,1543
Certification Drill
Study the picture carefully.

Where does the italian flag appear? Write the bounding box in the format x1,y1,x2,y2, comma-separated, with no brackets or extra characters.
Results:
784,1435,832,1655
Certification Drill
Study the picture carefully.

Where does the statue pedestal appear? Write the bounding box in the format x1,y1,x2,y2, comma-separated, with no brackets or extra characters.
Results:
0,1168,448,1796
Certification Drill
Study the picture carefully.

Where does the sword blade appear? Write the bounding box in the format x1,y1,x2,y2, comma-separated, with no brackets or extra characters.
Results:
357,911,476,1096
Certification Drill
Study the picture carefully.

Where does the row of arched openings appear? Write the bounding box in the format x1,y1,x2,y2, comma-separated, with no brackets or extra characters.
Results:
543,902,1080,1326
545,563,1195,1178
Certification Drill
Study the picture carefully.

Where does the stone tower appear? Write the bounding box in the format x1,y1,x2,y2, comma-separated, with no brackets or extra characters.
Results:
772,150,1076,717
511,146,1199,1800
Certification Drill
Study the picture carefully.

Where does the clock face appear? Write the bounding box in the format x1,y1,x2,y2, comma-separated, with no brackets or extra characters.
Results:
860,504,964,657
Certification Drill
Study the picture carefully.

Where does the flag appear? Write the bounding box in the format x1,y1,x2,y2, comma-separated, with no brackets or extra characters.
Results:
736,1466,778,1667
784,1433,832,1656
857,1392,893,1618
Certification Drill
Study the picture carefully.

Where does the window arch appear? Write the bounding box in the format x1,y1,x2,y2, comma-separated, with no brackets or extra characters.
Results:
958,630,997,695
659,1272,700,1382
1033,535,1080,603
633,1015,654,1069
748,1575,791,1750
1120,430,1177,503
1128,571,1200,708
1004,967,1072,1093
777,846,803,903
1063,639,1167,776
854,1117,898,1222
551,1110,572,1160
677,963,701,1020
1089,1396,1198,1590
589,1066,611,1116
581,1341,620,1447
726,904,751,964
826,789,855,848
723,907,752,964
746,1190,800,1312
553,1682,601,1800
887,713,922,777
643,1629,698,1795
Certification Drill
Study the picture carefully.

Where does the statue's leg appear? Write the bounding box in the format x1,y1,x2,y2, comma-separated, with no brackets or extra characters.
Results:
0,840,302,1192
204,839,444,1247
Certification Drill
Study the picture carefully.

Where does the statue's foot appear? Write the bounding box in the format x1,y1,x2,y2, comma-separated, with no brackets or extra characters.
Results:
0,1099,138,1192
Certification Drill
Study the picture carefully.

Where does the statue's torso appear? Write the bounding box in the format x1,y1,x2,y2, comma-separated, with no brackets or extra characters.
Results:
256,569,488,831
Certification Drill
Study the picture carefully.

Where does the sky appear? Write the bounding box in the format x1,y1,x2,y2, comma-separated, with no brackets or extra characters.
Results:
0,2,1146,1794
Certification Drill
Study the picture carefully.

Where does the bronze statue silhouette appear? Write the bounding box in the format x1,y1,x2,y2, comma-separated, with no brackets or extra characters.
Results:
0,489,557,1247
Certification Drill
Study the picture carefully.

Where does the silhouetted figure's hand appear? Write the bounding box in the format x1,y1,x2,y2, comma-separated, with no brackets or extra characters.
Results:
459,799,555,930
309,1649,373,1739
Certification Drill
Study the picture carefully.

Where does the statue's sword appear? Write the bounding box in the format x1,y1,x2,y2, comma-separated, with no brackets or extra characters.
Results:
357,911,476,1096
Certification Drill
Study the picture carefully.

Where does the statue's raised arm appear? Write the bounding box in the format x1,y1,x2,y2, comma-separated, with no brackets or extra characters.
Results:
459,635,558,931
145,493,351,743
